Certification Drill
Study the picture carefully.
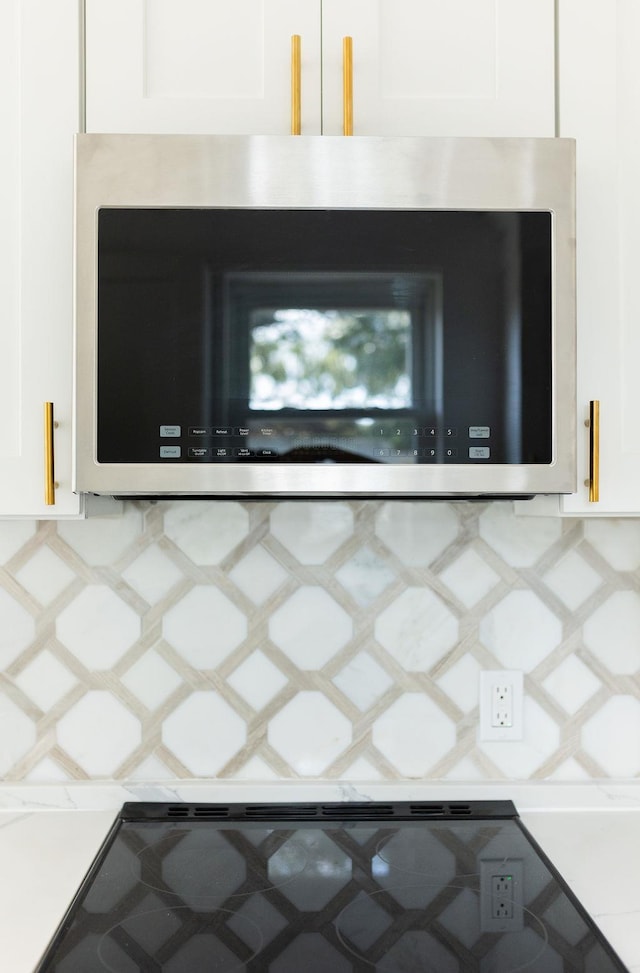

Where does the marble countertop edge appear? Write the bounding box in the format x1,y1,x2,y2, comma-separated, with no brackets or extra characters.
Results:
1,778,639,812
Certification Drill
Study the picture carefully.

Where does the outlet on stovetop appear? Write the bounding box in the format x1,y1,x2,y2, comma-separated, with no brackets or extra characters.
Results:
479,858,524,933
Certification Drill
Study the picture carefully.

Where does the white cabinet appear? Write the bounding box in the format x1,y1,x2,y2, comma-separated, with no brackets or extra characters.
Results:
558,0,640,514
0,0,82,517
321,0,555,137
85,0,324,135
85,0,555,137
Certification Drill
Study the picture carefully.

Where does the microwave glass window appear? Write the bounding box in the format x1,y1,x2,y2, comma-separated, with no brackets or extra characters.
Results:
248,307,413,411
95,208,552,466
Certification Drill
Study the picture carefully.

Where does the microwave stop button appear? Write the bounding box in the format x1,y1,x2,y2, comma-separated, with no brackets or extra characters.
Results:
469,426,490,439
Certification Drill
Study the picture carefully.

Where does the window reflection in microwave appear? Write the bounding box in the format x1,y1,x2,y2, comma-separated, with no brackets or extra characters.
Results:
248,307,413,411
227,271,442,418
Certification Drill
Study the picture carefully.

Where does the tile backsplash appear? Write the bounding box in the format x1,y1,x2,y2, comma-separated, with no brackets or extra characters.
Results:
1,501,639,783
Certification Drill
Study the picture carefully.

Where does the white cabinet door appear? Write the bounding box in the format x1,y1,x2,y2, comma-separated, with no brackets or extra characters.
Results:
559,0,640,514
85,0,323,134
86,0,554,138
0,0,81,517
321,0,555,136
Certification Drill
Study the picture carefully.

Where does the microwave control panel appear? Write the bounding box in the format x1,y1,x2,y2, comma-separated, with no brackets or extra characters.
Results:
155,422,493,464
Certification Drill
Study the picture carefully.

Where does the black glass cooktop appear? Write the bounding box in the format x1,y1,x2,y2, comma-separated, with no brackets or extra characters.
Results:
35,801,628,972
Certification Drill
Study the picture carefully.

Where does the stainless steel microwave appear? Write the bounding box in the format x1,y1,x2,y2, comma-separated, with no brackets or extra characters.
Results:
74,134,576,499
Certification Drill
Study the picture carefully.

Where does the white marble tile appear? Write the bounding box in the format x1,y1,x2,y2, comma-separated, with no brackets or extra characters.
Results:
56,691,141,776
443,756,486,780
332,652,393,711
55,585,140,670
375,502,459,566
339,756,384,780
13,546,76,605
24,757,72,782
268,692,351,775
161,692,246,775
542,656,601,715
120,650,182,710
57,505,143,565
371,693,456,776
228,545,288,604
436,655,482,713
547,758,591,781
584,518,640,571
125,754,177,781
582,696,640,777
479,590,561,672
0,698,35,775
583,591,640,674
14,650,77,711
162,585,247,668
0,589,35,669
0,521,36,563
227,650,288,710
479,503,562,567
375,587,458,671
270,502,354,564
121,543,183,604
163,501,249,565
542,550,603,610
233,756,281,780
269,587,352,670
334,545,396,606
438,548,500,608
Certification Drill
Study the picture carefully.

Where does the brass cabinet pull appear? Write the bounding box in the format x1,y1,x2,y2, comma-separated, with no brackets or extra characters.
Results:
343,36,353,135
291,35,301,135
587,399,600,502
44,401,56,506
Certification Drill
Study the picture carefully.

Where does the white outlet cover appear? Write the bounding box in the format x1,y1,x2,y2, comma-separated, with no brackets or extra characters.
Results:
479,670,524,741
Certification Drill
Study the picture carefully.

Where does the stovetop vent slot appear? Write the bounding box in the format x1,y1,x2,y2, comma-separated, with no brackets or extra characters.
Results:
244,804,318,818
320,803,394,817
409,803,473,816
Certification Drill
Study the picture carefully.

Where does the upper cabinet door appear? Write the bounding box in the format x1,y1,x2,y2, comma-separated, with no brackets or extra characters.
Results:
559,0,640,514
85,0,323,134
320,0,556,136
0,0,81,517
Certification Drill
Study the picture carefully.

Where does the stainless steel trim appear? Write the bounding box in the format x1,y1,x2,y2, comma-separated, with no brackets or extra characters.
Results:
73,134,576,498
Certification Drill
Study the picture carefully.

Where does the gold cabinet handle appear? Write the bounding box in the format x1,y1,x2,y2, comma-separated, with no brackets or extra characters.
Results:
291,35,301,135
343,36,353,136
44,401,56,506
586,399,600,502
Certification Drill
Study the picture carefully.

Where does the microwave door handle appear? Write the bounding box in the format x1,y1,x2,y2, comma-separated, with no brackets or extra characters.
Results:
291,34,301,135
343,36,353,135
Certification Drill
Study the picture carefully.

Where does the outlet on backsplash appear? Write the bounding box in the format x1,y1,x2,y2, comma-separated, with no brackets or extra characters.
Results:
479,670,524,742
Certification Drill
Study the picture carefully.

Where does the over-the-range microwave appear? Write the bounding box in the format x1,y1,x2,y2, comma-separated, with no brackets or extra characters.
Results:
73,134,576,500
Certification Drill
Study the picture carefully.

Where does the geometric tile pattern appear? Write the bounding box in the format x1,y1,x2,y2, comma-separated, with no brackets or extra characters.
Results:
0,500,639,782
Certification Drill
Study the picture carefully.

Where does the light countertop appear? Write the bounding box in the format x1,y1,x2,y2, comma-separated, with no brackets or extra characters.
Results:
1,781,638,972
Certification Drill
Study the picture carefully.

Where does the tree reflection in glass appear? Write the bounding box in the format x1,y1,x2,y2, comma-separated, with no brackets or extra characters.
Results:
249,307,412,411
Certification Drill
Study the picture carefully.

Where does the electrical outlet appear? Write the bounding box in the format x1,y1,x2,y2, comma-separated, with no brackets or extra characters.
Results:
479,859,524,932
491,683,513,727
479,670,523,741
